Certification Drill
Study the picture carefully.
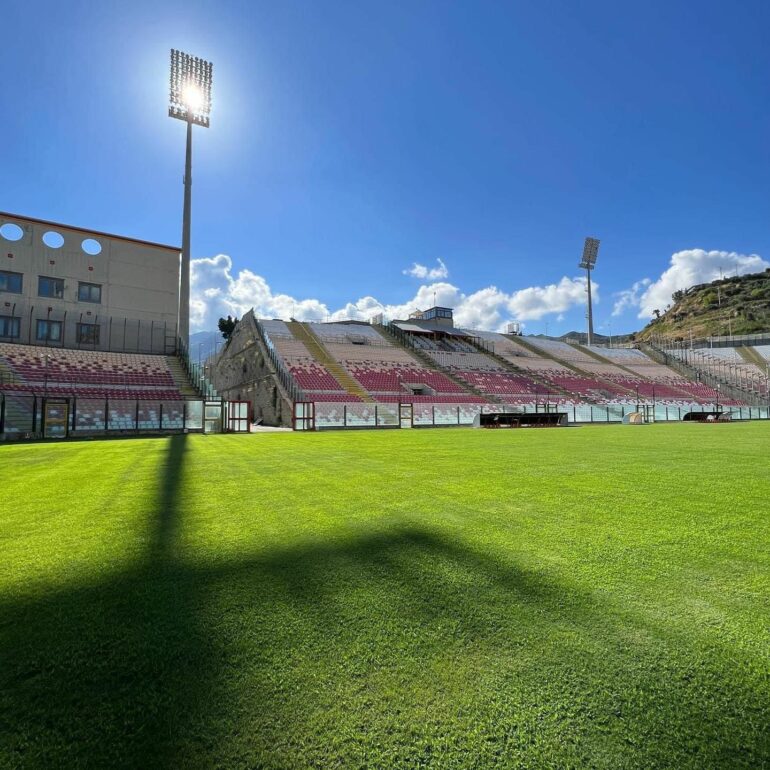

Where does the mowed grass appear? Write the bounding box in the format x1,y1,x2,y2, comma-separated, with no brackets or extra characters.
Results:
1,424,769,769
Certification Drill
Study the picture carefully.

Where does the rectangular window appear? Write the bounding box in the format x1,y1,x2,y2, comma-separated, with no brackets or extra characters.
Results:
0,270,23,294
38,276,64,299
76,322,100,345
36,319,62,342
0,315,20,338
77,282,101,303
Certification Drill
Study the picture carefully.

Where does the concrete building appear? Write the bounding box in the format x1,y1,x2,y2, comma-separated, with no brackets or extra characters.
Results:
0,212,180,354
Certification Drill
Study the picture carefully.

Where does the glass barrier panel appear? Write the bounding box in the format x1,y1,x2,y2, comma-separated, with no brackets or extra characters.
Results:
314,403,345,429
432,405,459,425
73,398,105,432
2,395,35,434
376,404,399,426
574,405,593,422
185,400,203,430
107,400,135,431
137,401,161,430
161,401,185,430
412,404,435,426
345,404,376,427
459,405,483,425
593,407,609,423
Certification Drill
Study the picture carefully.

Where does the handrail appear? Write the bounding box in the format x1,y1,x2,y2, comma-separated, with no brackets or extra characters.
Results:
177,337,220,399
667,346,769,400
384,321,415,350
645,338,769,405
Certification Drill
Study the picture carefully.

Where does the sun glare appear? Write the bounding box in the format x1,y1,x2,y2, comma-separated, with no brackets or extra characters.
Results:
183,83,203,112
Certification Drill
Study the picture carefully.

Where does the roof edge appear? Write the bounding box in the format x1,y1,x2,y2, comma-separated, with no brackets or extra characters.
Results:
0,211,181,253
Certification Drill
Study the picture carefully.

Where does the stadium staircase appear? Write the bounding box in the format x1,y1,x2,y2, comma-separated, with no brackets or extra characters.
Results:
287,321,374,402
465,337,574,399
375,324,496,402
737,345,767,368
166,356,205,398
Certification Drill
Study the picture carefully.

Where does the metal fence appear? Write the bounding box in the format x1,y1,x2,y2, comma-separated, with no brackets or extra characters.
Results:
0,309,178,355
650,331,770,350
310,401,770,430
253,318,305,402
0,393,227,440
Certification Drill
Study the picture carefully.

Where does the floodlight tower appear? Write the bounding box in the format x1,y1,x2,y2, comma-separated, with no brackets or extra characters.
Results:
579,237,600,346
168,49,213,350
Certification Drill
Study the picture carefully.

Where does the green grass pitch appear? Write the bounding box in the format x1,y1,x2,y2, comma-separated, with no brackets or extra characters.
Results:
1,424,769,768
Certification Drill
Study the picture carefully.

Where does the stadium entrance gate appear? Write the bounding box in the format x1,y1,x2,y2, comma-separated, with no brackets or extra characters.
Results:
293,401,316,431
399,402,413,428
43,399,69,439
227,401,250,432
204,401,224,433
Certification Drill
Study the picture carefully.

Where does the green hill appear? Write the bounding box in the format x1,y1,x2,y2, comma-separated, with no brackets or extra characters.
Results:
635,269,770,342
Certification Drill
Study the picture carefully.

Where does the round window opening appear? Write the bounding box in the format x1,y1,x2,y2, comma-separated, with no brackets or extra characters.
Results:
81,238,102,255
0,222,24,241
43,230,64,249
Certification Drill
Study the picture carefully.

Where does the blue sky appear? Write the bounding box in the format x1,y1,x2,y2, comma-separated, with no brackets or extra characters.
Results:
3,0,770,335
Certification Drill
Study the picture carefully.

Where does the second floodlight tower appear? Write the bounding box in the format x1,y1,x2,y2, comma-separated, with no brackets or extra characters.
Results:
579,237,600,346
168,49,213,350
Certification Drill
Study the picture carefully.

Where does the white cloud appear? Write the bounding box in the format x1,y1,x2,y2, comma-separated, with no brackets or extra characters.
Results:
190,254,594,333
616,249,769,319
506,276,593,321
612,278,651,317
402,258,449,280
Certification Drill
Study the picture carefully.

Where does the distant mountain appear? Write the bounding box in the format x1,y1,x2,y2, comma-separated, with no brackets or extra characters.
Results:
189,330,222,360
524,331,633,345
635,269,770,341
555,331,634,345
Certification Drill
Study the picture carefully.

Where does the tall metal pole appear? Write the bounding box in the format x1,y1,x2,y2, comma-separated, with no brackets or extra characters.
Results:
585,267,594,346
169,49,213,351
579,237,599,348
179,117,193,350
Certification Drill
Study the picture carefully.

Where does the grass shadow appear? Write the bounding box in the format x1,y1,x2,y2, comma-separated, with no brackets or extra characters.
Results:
148,433,187,567
2,519,769,767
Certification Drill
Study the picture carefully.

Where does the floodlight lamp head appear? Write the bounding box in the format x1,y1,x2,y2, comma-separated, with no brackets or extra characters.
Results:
579,236,600,270
168,49,213,127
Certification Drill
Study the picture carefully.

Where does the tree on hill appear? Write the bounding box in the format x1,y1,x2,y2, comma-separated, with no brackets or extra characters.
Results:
218,315,238,340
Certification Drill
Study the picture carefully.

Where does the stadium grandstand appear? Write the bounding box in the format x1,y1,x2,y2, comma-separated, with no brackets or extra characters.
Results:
0,212,228,439
2,212,769,438
209,306,769,430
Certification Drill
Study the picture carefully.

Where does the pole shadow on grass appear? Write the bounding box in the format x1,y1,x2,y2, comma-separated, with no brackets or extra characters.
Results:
1,442,769,767
148,433,188,567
